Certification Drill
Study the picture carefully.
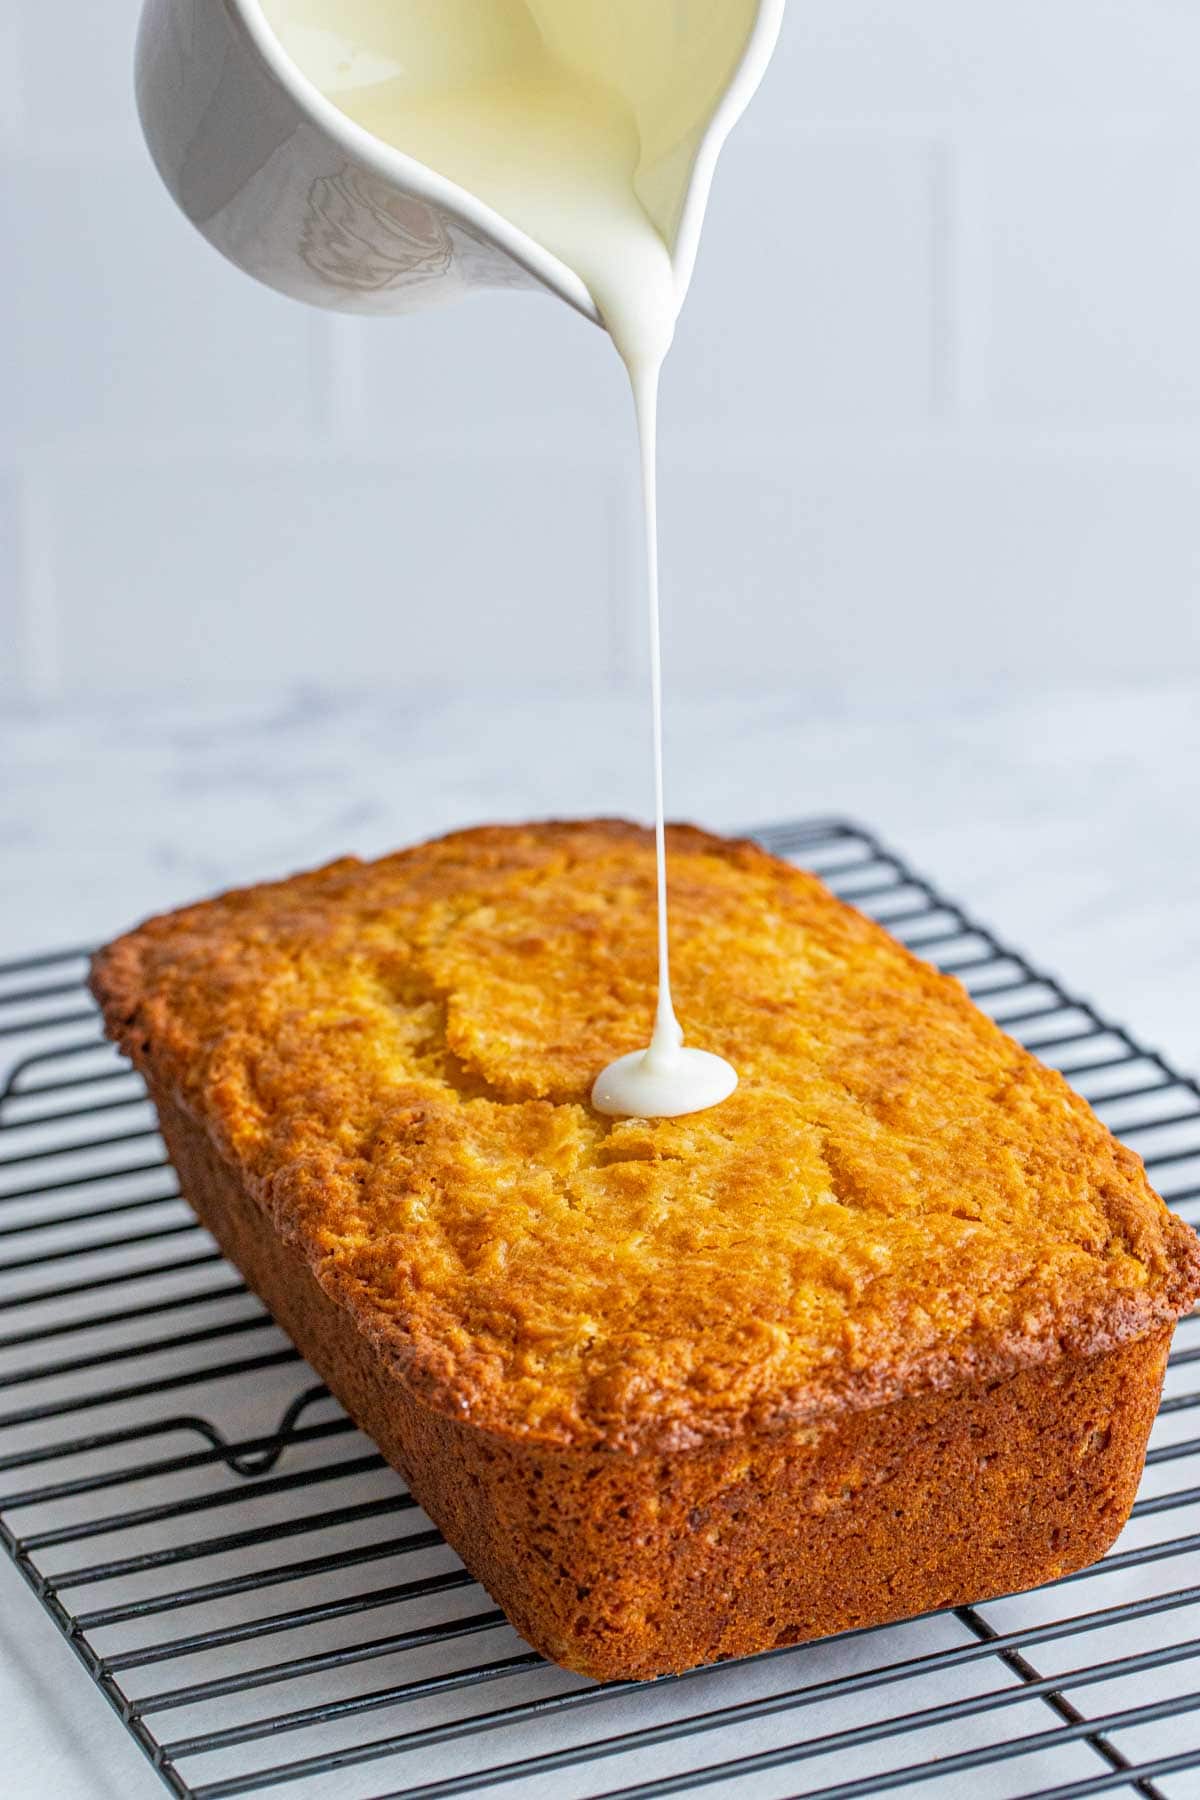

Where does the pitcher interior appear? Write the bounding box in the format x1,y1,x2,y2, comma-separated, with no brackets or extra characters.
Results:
257,0,761,261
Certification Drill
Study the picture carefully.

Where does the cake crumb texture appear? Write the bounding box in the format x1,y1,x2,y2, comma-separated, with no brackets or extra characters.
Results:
91,820,1200,1456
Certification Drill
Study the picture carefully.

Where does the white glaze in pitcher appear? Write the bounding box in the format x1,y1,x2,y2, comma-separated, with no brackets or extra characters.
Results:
135,0,785,322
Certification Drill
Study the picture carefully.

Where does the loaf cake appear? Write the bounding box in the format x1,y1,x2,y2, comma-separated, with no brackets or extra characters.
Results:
90,820,1200,1680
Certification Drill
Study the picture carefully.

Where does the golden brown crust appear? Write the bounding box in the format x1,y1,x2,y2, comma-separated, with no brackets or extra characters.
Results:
91,819,1200,1456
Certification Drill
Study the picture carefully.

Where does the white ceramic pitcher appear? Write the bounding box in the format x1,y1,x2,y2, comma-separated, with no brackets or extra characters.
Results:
135,0,785,324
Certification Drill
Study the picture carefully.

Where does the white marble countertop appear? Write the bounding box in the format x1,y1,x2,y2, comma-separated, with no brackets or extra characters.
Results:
2,677,1198,1797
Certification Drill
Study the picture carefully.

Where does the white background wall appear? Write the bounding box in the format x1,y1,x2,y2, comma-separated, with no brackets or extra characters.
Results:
4,1,1200,705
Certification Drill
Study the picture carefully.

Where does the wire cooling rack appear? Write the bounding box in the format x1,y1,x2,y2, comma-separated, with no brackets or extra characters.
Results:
2,818,1199,1800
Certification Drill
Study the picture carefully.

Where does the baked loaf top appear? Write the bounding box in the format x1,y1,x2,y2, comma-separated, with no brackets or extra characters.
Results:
92,820,1200,1454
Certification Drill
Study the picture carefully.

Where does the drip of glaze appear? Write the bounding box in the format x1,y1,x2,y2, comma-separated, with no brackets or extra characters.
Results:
590,351,738,1120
